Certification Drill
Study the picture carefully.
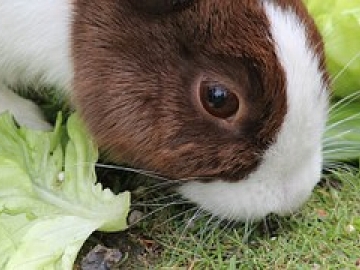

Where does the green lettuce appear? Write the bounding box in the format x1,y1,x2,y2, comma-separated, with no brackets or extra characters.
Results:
304,0,360,98
0,113,130,269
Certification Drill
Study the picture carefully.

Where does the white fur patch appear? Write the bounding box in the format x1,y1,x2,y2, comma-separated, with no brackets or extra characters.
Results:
0,1,72,128
0,83,52,129
179,2,329,221
0,0,72,89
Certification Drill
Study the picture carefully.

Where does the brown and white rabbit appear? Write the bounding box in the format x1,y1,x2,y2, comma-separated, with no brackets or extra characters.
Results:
0,0,329,221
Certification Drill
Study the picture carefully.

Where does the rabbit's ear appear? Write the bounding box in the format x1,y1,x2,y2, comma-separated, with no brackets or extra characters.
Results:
129,0,194,14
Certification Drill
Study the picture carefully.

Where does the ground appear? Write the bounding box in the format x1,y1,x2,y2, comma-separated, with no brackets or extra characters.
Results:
24,87,360,269
75,166,360,269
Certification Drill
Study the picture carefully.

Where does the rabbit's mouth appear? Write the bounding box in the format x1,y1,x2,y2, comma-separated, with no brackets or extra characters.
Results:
178,146,323,221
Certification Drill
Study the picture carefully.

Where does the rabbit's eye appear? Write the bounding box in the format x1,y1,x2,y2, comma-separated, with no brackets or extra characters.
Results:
200,81,240,119
130,0,194,14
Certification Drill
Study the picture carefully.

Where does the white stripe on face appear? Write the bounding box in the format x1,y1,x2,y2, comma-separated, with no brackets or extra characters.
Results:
179,1,329,221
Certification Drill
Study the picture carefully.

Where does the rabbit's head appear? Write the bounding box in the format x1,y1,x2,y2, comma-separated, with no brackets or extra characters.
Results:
72,0,329,220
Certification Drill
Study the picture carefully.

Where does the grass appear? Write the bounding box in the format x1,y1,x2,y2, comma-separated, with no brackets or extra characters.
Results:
24,86,359,269
77,165,360,269
154,171,359,269
15,86,360,269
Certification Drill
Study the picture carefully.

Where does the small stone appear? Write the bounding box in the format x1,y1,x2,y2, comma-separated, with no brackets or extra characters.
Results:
316,209,328,218
128,210,144,226
270,237,277,241
81,245,122,270
345,224,356,233
356,258,360,268
57,171,65,182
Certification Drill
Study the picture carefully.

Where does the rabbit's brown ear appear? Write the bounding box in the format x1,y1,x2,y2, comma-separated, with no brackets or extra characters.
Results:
129,0,194,14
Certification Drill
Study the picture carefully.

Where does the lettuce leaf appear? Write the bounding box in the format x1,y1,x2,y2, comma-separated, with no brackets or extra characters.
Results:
304,0,360,98
0,112,130,269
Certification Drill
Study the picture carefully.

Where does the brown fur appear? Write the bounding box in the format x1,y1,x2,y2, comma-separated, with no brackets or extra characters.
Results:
129,0,195,14
72,0,324,182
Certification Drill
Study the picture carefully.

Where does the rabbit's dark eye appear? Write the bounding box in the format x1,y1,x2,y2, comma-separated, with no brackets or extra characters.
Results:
200,81,240,119
130,0,194,14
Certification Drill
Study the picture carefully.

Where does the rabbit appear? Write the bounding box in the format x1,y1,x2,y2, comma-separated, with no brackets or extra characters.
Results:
0,0,329,221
